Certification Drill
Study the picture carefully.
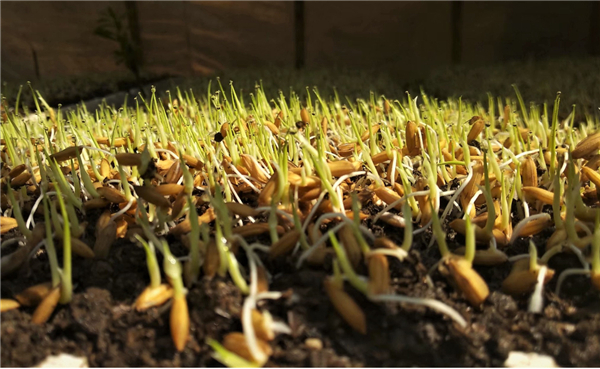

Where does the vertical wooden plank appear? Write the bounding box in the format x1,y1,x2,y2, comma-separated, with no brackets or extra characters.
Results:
1,1,127,82
304,2,453,81
185,1,295,75
461,2,593,65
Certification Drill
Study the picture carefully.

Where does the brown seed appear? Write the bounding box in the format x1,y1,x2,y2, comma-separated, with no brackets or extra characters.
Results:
252,309,275,341
288,172,321,188
572,132,600,159
522,187,559,206
442,256,489,306
182,154,202,170
256,265,269,294
15,282,53,306
222,332,272,365
0,217,19,234
169,208,216,236
32,285,61,324
300,108,310,124
115,153,142,167
373,186,403,211
94,218,117,258
521,157,538,187
367,254,390,295
269,230,301,259
453,247,508,266
8,164,27,179
406,121,420,156
460,162,484,217
83,197,110,210
240,154,269,183
49,146,81,162
360,124,380,142
203,240,219,278
582,166,600,188
323,279,367,334
97,187,128,204
338,224,362,268
134,185,171,208
220,122,230,139
449,219,492,245
10,172,32,188
327,160,361,177
0,299,20,312
501,259,554,296
258,175,277,206
225,202,259,218
164,161,183,184
467,119,485,143
170,295,189,352
68,238,96,258
232,223,284,238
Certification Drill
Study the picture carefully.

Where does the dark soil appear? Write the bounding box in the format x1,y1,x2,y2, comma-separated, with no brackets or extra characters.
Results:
2,203,600,367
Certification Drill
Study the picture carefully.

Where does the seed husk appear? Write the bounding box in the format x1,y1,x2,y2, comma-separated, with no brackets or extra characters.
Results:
572,132,600,159
441,256,489,306
501,258,555,296
31,285,61,324
327,160,361,177
97,187,128,204
453,247,508,266
269,230,301,259
467,119,485,143
323,279,367,335
8,164,27,179
300,108,310,124
170,295,189,352
522,187,559,206
373,186,403,211
405,121,420,156
10,172,32,188
367,254,390,295
83,197,111,210
338,224,362,268
0,299,20,312
49,146,81,162
521,157,538,187
222,332,272,365
0,216,19,234
581,166,600,188
256,265,269,294
233,223,284,238
15,282,53,306
133,185,171,208
225,202,259,218
94,218,117,258
66,238,96,258
170,208,216,236
155,183,185,197
252,309,275,341
115,153,142,167
203,240,220,278
240,154,269,183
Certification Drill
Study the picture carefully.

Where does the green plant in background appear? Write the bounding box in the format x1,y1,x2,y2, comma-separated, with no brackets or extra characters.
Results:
94,6,143,87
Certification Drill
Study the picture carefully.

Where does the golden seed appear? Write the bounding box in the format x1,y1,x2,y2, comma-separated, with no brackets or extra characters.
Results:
572,132,600,159
133,284,174,311
442,256,489,306
323,279,367,335
115,153,142,167
373,186,403,211
467,119,485,143
252,309,275,341
8,164,26,179
203,240,219,278
15,282,53,307
522,187,558,206
225,202,259,218
31,285,61,324
300,108,310,124
367,254,390,295
269,230,301,259
222,332,272,365
521,157,538,187
170,295,190,352
133,185,171,208
338,224,362,268
0,299,20,313
581,166,600,188
0,217,19,234
97,187,128,204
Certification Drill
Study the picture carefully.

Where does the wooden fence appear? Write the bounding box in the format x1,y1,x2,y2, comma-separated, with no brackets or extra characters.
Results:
2,1,599,83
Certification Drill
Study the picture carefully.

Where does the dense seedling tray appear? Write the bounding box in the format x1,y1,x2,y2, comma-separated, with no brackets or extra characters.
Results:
1,83,599,367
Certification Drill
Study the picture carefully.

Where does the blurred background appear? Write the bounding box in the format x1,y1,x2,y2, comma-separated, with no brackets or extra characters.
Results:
1,1,599,117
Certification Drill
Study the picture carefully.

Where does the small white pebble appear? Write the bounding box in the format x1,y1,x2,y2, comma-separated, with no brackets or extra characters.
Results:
504,351,559,368
305,338,323,350
36,353,88,368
